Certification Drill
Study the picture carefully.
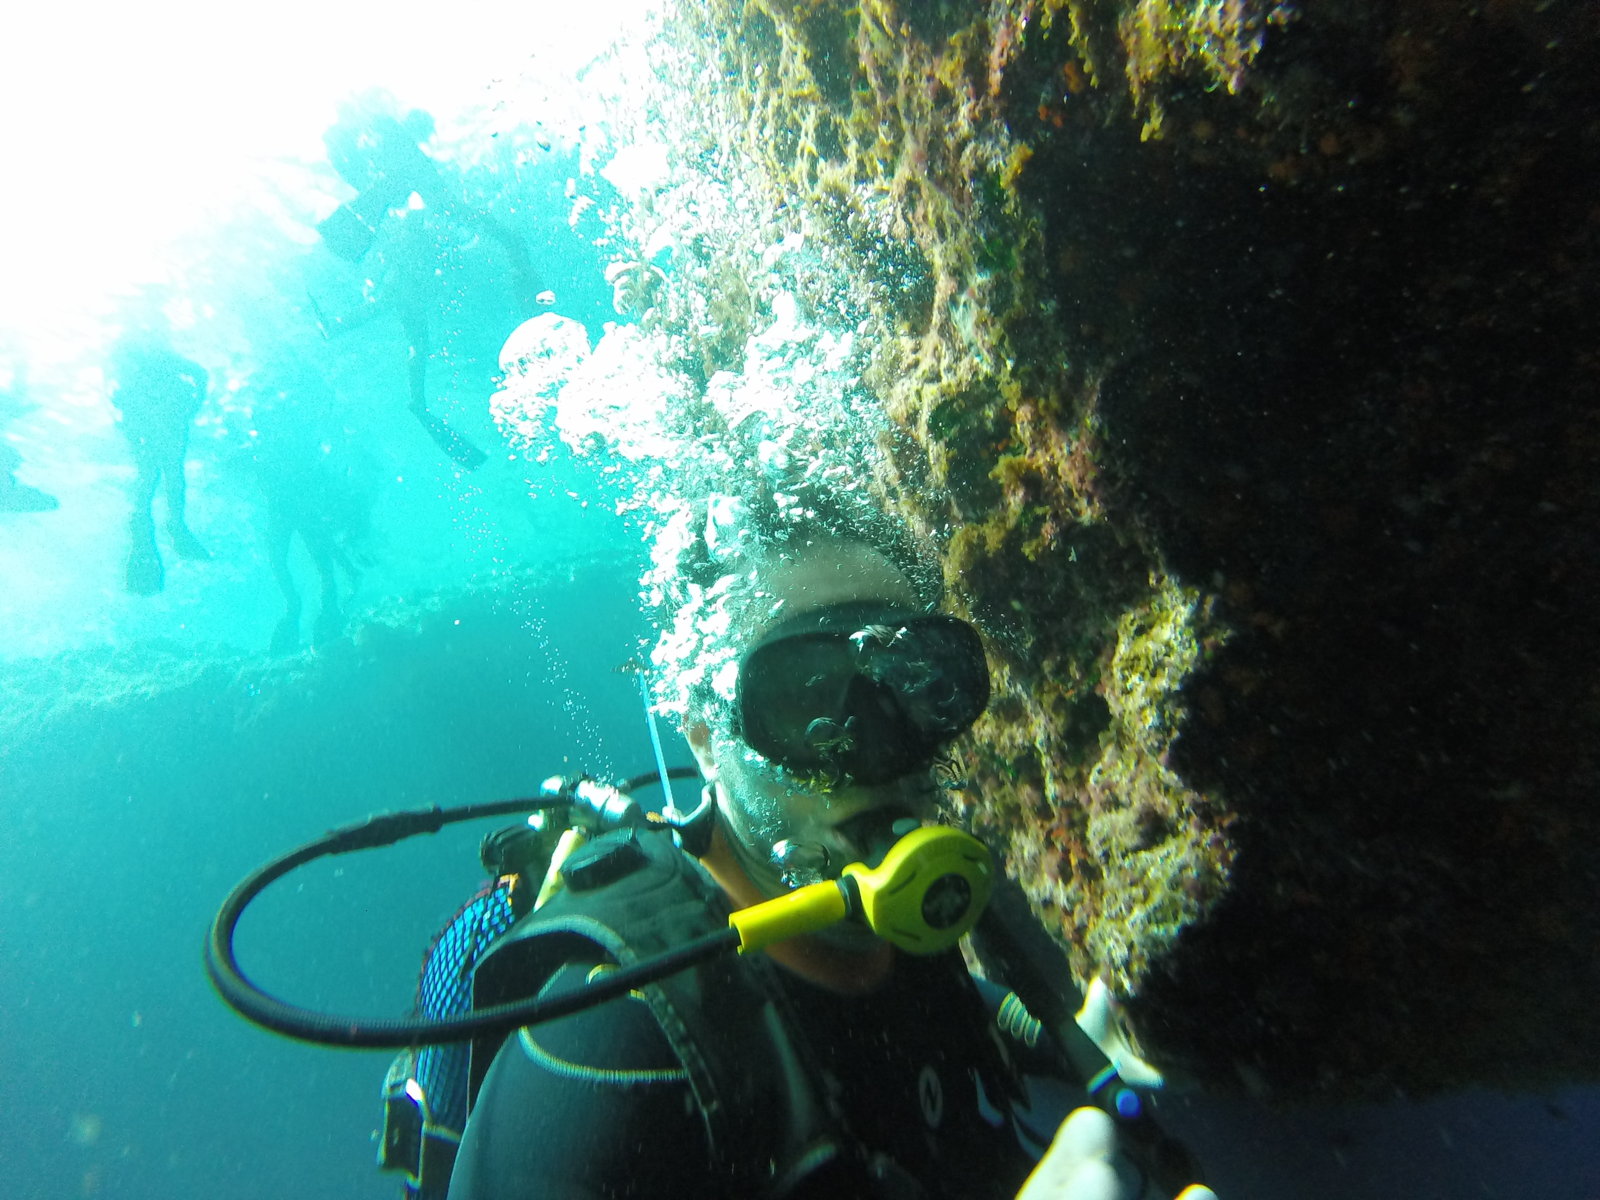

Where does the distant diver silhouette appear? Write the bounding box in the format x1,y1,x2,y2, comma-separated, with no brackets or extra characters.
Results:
107,327,210,594
243,365,374,653
315,92,542,471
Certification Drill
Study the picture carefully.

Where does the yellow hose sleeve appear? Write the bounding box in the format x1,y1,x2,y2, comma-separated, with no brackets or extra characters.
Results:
727,880,849,954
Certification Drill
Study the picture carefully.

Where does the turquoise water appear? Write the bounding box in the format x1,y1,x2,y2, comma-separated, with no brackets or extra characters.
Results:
0,74,682,1199
3,25,1598,1200
2,567,683,1199
0,129,619,662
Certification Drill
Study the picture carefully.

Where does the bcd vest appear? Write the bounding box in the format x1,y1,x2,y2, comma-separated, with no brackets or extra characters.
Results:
467,825,1018,1199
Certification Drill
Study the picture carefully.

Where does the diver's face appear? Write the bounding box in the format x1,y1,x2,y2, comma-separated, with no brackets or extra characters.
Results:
688,541,940,897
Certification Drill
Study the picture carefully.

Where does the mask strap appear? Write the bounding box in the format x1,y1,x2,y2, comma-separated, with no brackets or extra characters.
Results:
635,667,713,855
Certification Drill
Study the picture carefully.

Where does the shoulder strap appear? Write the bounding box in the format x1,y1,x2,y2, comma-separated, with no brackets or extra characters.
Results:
469,828,858,1198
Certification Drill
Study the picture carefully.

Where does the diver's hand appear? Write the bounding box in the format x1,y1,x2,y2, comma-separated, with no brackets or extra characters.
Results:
1015,1108,1217,1200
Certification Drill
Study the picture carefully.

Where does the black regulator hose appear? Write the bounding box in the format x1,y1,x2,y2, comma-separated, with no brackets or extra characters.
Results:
205,769,709,1049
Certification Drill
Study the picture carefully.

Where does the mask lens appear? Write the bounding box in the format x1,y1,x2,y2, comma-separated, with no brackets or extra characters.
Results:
736,611,989,784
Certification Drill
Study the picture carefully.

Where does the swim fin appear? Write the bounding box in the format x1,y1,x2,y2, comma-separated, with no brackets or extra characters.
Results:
411,407,488,470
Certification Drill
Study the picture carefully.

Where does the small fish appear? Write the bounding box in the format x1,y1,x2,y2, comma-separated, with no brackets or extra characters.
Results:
932,754,968,791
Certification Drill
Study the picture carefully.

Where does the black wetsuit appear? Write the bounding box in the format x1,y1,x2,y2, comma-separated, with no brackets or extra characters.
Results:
445,831,1061,1200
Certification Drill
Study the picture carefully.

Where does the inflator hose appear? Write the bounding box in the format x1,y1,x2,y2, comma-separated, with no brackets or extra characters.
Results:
205,770,709,1049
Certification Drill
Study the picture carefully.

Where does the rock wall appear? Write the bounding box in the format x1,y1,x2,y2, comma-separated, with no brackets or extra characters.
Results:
635,0,1600,1098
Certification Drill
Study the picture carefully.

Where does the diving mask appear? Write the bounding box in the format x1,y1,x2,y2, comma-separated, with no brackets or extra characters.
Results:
734,602,990,787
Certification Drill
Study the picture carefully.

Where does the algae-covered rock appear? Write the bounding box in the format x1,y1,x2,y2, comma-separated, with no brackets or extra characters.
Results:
607,0,1600,1099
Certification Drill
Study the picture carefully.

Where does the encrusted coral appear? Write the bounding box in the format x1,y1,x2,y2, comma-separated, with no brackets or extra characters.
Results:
1117,0,1295,138
633,0,1239,1026
559,0,1600,1099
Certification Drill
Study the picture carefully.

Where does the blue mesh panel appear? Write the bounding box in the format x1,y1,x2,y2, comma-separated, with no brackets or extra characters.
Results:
405,881,517,1198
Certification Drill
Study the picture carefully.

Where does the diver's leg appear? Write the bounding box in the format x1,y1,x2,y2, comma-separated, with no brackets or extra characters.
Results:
470,211,542,311
125,459,164,594
162,441,209,560
402,304,430,415
329,540,364,589
400,303,487,469
266,516,301,653
303,532,345,646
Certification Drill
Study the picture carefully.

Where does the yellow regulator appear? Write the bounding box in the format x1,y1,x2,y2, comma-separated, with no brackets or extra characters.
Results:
728,825,994,956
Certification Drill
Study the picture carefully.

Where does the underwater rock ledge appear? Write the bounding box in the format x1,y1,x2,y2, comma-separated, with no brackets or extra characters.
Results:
649,0,1600,1099
1,563,644,846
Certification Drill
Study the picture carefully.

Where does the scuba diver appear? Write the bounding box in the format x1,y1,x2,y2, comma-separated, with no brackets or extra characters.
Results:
206,500,1217,1200
238,357,374,653
106,323,211,594
313,91,544,471
399,503,1214,1199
